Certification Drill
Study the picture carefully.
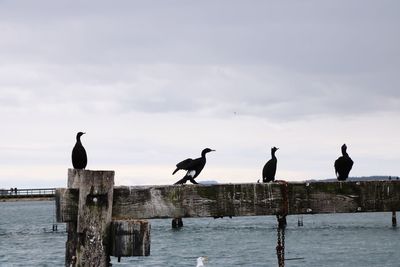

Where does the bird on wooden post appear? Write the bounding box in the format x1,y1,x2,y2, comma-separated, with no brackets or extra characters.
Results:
173,148,215,184
72,132,87,169
334,144,353,181
262,147,279,183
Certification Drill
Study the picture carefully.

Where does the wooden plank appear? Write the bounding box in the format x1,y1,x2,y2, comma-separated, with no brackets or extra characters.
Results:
56,181,400,221
112,183,283,219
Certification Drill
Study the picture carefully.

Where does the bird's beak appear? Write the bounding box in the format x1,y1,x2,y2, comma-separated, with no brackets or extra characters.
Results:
211,149,216,152
82,132,86,135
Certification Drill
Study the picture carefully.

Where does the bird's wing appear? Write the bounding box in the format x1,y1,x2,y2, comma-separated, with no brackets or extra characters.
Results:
262,160,273,178
175,158,193,170
343,157,354,173
335,156,353,177
72,144,88,169
334,157,342,177
334,158,339,172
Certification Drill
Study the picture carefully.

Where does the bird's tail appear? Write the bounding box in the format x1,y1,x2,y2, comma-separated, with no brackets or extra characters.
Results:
188,178,198,184
174,175,191,185
174,178,186,184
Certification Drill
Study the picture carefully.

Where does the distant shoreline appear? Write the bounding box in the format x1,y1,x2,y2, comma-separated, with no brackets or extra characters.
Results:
0,197,54,202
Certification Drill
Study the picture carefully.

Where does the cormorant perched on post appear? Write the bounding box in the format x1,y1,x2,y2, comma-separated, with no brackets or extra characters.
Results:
173,148,215,184
262,147,278,182
334,144,353,181
72,132,87,169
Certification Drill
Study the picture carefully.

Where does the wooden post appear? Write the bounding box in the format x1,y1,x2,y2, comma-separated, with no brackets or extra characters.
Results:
392,210,397,227
110,219,151,260
67,169,114,267
276,214,287,229
297,215,303,227
171,218,183,229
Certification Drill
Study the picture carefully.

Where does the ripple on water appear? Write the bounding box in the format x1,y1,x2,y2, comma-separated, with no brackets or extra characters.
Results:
1,202,399,266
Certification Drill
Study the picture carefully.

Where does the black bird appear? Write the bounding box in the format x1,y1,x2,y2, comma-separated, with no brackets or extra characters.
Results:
334,144,353,181
173,148,215,184
72,132,87,169
262,147,279,182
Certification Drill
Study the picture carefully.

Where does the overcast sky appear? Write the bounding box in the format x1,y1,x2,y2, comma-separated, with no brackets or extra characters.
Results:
1,1,399,188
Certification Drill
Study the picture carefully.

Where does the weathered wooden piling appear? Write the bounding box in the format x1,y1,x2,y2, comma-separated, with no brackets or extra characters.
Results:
57,179,400,264
277,214,287,229
110,220,151,260
57,169,151,267
68,169,115,267
297,216,304,227
171,218,183,228
392,210,397,227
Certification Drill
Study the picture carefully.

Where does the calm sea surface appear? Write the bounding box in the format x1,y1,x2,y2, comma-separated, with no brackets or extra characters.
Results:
0,201,399,267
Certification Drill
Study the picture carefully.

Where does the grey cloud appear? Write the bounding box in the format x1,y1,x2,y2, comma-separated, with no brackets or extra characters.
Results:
1,63,399,122
0,1,399,121
1,1,399,72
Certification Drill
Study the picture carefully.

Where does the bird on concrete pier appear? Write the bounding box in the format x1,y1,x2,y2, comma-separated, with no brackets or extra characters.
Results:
173,148,215,184
72,132,87,169
334,144,353,181
262,147,279,183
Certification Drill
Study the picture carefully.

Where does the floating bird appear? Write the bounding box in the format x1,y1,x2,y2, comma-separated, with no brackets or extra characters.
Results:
262,147,279,182
334,144,353,181
72,132,87,169
196,256,208,267
173,148,215,184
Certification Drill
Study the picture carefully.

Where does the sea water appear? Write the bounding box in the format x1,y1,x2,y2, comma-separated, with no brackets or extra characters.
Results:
0,201,399,267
